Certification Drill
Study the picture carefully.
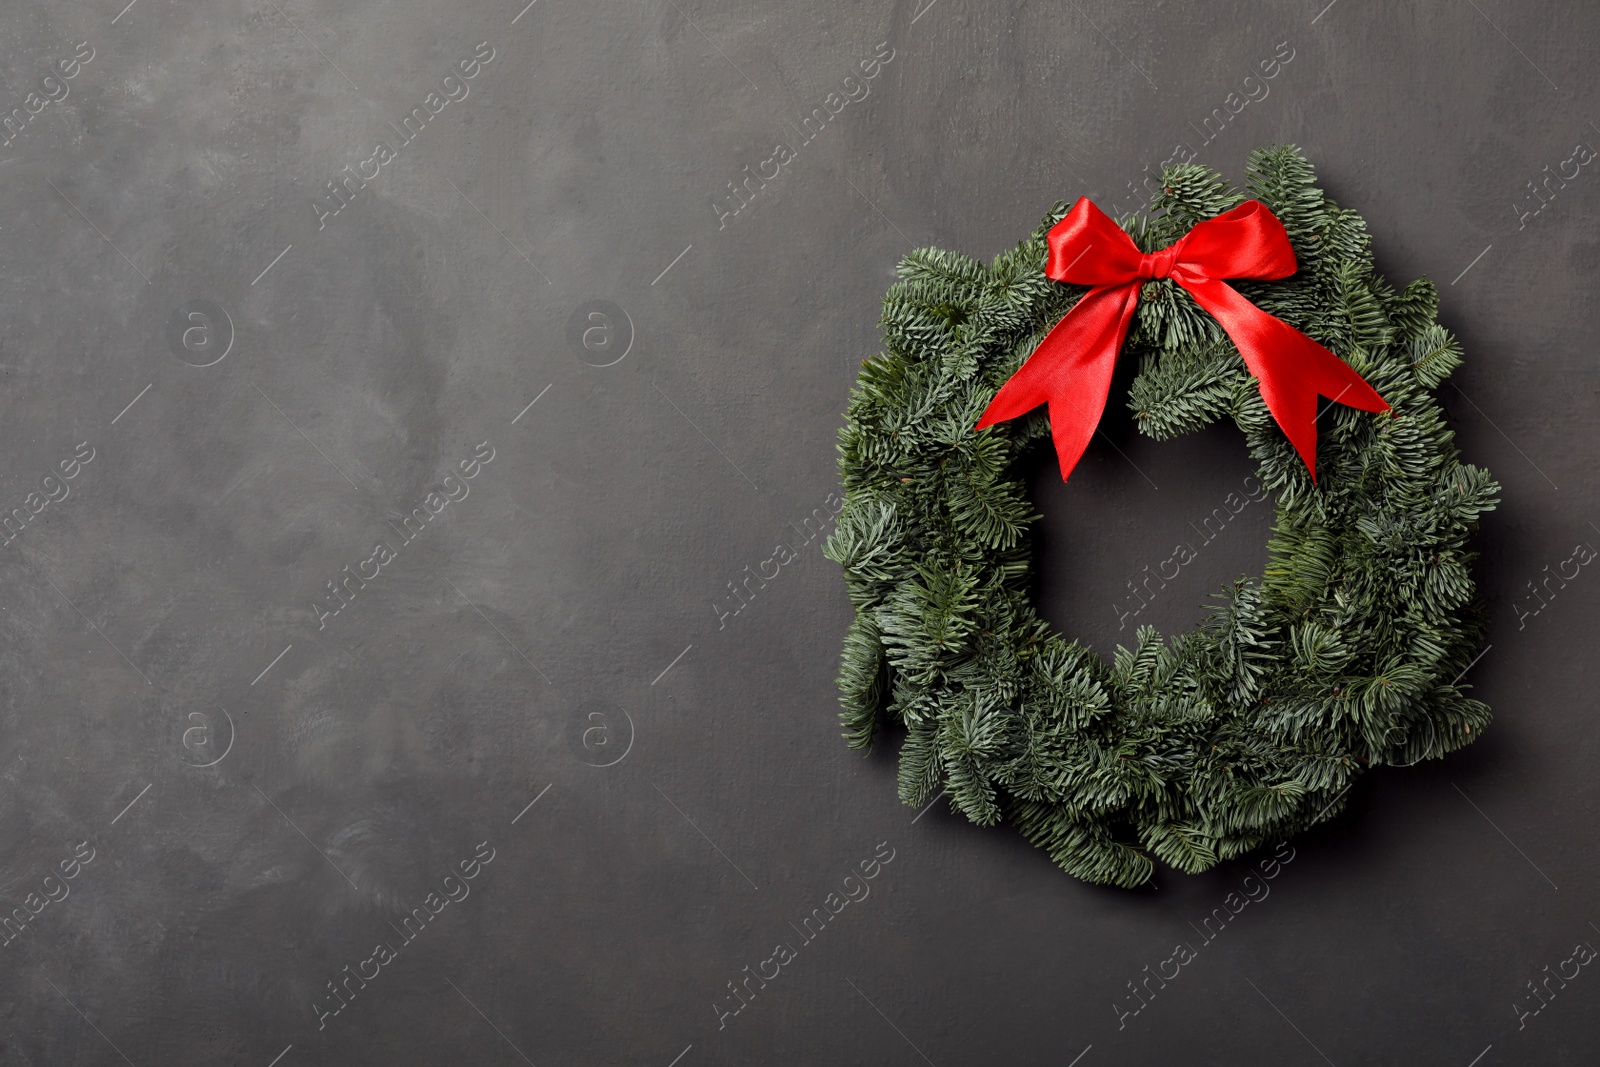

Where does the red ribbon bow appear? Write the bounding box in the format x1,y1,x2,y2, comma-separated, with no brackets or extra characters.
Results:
976,197,1390,481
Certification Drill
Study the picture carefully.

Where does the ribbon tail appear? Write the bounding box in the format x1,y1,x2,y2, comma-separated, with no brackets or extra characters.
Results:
976,283,1142,481
1182,276,1389,481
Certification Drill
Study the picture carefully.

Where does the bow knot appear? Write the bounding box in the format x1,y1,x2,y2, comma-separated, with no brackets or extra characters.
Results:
976,197,1391,482
1136,244,1181,281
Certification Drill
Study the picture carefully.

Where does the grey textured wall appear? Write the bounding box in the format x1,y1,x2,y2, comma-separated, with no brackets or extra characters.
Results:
0,0,1594,1064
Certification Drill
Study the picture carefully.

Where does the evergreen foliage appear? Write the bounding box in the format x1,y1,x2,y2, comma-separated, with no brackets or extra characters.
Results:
824,147,1498,887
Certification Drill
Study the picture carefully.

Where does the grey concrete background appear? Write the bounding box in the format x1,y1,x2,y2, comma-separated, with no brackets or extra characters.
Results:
0,0,1594,1063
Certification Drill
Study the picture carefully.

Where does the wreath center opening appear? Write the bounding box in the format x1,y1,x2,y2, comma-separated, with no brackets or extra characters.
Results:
1027,416,1271,660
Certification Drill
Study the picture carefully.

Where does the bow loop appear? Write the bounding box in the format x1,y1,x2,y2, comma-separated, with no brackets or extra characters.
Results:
1044,198,1145,285
1174,200,1300,282
976,197,1390,482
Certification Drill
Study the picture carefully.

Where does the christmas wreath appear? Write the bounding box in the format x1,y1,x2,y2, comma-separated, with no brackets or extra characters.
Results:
824,147,1498,887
